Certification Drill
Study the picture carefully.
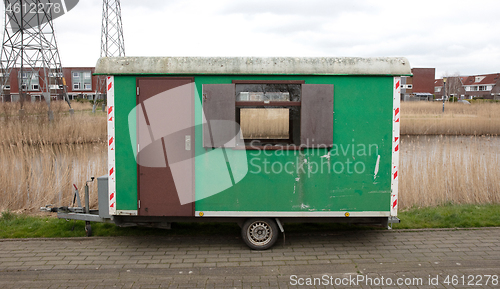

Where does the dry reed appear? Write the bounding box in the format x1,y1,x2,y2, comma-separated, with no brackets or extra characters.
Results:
0,144,106,213
399,135,500,209
0,102,106,146
0,101,107,212
1,101,499,213
401,102,500,135
1,101,94,116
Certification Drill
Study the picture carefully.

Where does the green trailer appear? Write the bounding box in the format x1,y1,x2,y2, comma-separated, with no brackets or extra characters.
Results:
71,57,409,249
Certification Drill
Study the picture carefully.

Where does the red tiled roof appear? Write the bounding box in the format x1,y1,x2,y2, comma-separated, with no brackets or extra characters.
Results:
435,73,500,87
462,73,500,86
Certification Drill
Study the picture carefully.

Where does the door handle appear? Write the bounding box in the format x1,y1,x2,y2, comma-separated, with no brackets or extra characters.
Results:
185,135,191,151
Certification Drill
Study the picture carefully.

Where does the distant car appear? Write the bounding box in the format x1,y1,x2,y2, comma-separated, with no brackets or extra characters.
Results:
458,100,471,104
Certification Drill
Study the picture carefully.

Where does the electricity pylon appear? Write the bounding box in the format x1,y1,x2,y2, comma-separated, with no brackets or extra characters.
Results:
0,0,71,117
97,0,125,103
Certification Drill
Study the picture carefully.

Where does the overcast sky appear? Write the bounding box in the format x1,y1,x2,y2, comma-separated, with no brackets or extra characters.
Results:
27,0,500,78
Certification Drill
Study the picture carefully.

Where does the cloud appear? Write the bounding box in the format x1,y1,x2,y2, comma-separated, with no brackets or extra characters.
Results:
26,0,500,77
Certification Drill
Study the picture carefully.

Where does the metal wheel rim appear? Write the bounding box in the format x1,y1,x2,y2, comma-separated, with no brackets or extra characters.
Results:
247,221,273,246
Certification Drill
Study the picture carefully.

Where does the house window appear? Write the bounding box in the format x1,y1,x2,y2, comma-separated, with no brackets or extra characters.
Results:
475,76,485,83
202,81,334,149
49,72,63,77
72,70,92,91
19,71,39,91
435,87,441,92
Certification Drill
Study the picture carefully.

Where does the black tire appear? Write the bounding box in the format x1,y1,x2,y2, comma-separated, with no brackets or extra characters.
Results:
85,221,92,237
241,218,279,250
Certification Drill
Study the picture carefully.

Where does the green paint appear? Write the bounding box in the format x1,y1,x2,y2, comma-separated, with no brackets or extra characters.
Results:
193,76,392,212
114,76,138,210
112,74,394,214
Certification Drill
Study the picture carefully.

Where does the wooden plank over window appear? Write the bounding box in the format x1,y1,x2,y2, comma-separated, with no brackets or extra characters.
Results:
301,84,334,147
202,84,236,147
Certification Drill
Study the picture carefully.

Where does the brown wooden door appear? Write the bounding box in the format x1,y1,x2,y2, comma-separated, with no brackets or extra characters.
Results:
136,77,194,216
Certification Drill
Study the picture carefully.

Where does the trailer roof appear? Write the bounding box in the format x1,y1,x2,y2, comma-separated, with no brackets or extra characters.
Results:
95,56,411,76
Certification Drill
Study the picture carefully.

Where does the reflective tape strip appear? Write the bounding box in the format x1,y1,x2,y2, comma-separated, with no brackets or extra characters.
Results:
391,77,401,216
107,76,116,215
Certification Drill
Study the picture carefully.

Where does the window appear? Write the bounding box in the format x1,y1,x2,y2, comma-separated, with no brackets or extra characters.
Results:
475,76,485,83
72,70,92,91
202,81,334,149
49,84,63,90
19,71,39,91
235,83,301,146
49,72,63,77
435,87,441,92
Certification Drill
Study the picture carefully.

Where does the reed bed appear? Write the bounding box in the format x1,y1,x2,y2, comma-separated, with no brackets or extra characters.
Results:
0,102,106,146
0,101,107,212
401,102,500,135
0,101,499,213
1,101,93,116
399,135,500,209
0,144,106,213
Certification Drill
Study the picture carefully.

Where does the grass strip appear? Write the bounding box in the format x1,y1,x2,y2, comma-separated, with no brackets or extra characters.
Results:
1,204,499,239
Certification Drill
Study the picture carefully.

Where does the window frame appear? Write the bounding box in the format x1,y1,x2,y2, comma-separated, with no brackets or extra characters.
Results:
233,80,304,149
71,70,92,91
202,81,333,150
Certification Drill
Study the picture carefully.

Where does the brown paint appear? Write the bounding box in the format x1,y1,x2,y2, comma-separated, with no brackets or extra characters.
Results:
137,77,194,216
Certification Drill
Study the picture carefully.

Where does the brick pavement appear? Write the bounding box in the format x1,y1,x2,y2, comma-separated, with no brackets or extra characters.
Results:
0,228,499,288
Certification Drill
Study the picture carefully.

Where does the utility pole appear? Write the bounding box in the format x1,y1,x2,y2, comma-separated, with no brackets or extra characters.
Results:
96,0,125,112
442,78,446,113
0,0,71,119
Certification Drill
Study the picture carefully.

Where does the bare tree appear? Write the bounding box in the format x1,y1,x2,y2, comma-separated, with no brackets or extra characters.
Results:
442,72,465,101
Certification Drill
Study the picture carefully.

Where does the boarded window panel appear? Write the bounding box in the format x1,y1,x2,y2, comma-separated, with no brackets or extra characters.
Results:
202,84,236,147
301,84,334,147
240,108,289,139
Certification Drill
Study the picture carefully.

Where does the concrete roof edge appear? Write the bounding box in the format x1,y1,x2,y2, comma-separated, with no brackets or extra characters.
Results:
95,56,411,76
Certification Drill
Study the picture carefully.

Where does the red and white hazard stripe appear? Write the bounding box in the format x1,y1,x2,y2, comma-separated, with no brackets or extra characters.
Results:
391,77,401,216
107,76,116,215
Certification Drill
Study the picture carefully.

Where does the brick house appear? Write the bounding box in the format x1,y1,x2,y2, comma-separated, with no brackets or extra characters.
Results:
1,67,99,102
401,68,435,101
435,73,500,100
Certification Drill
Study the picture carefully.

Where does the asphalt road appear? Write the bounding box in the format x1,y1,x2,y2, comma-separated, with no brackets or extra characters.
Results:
0,227,499,288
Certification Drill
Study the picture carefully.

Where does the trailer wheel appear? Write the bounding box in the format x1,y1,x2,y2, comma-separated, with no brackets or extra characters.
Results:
241,218,279,250
85,221,92,237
